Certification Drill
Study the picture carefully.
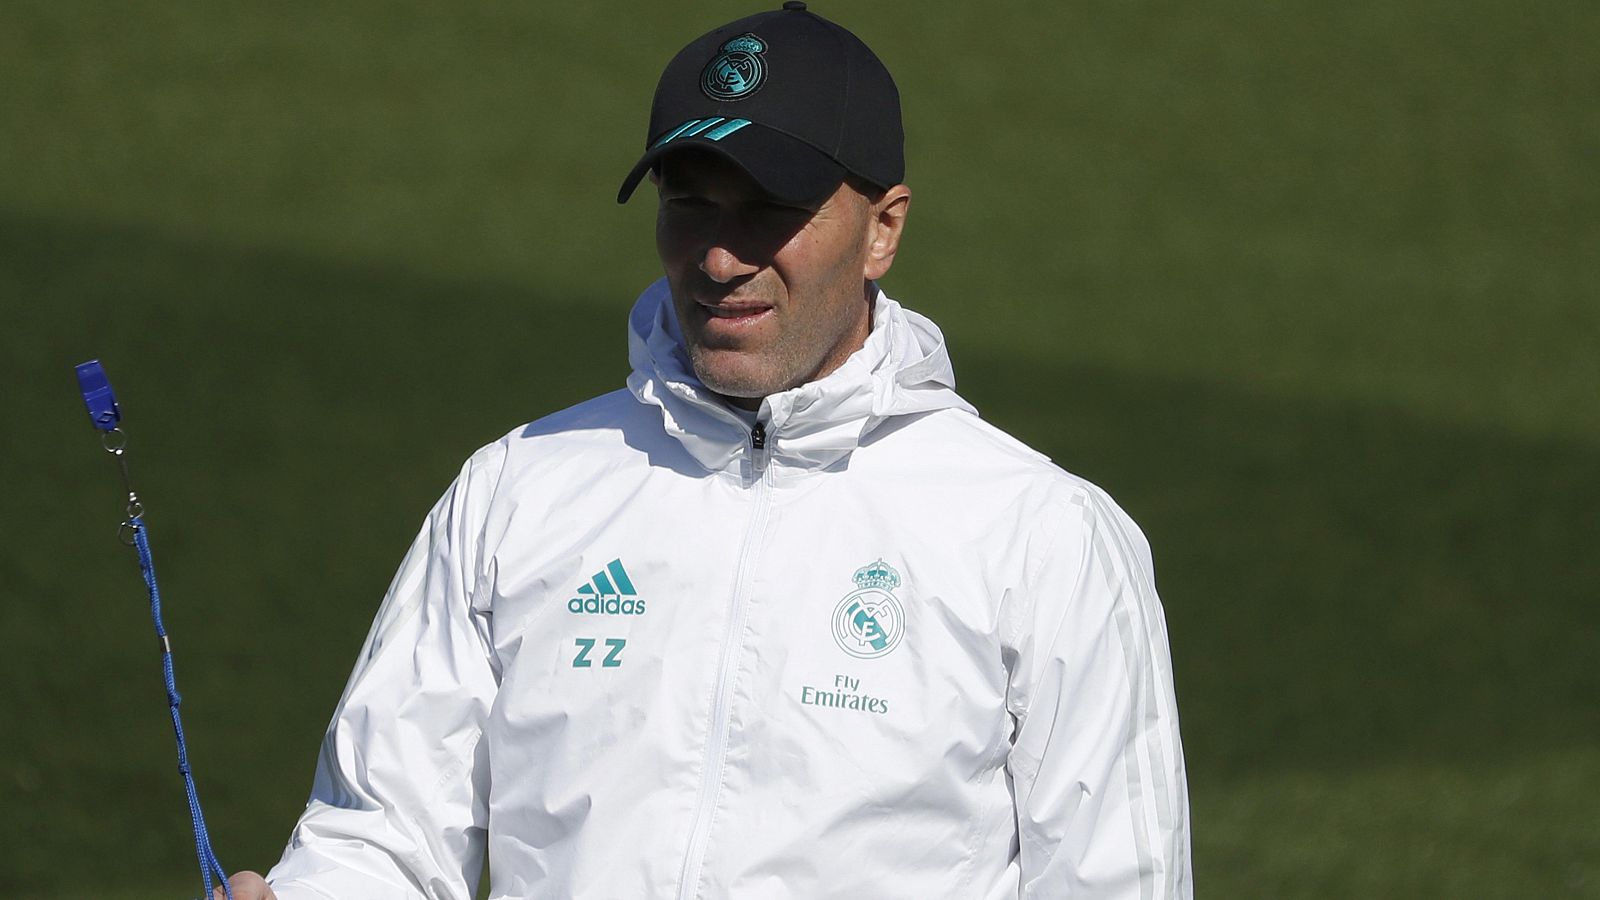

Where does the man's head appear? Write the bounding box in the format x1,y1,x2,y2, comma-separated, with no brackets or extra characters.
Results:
654,148,909,405
619,4,910,408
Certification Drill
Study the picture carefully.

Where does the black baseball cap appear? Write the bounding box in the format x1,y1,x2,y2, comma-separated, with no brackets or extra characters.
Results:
617,2,904,205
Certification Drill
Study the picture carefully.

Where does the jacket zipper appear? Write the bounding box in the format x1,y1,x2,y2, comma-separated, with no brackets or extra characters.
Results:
676,422,773,900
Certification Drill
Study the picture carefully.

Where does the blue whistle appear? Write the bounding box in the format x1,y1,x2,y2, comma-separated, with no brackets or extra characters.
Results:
75,359,122,432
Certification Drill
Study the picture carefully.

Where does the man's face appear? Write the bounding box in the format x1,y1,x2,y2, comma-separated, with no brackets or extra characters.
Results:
655,149,895,408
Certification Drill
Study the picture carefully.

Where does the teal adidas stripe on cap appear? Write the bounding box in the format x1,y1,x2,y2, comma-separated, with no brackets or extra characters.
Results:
650,118,753,149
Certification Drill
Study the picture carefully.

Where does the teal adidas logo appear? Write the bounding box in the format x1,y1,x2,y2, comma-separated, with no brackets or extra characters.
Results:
651,117,754,150
568,559,646,616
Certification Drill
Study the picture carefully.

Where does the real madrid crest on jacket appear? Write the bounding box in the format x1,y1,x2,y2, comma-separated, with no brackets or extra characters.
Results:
265,278,1191,899
832,558,906,659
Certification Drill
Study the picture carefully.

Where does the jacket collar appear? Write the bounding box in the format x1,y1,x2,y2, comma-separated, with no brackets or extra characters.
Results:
626,277,976,475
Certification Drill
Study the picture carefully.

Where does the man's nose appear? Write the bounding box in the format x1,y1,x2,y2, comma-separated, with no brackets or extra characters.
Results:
698,243,759,283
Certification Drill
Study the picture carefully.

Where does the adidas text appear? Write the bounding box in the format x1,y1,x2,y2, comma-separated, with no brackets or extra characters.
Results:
568,596,647,615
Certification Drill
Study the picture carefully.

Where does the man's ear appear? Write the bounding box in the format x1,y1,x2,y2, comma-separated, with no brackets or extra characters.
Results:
863,185,911,281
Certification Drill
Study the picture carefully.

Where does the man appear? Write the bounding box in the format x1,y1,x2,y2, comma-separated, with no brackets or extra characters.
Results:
221,4,1190,898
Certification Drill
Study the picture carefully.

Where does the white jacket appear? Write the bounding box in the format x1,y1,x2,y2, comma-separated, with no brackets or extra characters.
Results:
267,280,1191,899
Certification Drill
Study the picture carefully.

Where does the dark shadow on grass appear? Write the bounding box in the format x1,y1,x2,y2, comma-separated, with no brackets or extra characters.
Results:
3,210,1597,892
958,356,1600,782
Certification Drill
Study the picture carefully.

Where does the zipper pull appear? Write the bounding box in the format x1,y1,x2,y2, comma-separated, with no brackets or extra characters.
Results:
751,421,767,451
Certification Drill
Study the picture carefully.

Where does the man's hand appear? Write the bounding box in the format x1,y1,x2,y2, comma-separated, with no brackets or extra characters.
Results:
212,871,276,900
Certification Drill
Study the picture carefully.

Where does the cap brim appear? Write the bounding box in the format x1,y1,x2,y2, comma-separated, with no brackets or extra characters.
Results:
616,122,847,206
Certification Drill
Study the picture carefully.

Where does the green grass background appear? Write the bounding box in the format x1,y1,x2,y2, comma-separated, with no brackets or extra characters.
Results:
3,1,1596,897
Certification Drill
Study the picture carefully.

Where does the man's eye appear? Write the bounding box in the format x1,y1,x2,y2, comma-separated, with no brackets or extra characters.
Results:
666,197,714,209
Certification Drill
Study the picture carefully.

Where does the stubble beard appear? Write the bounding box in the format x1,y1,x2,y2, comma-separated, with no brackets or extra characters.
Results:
684,331,810,402
681,297,870,405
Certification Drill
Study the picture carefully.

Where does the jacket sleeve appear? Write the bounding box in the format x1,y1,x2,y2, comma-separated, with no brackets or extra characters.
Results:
1003,485,1191,899
266,446,505,900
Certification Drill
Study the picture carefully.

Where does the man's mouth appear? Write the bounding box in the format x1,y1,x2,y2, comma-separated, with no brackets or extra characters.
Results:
698,300,774,325
702,304,772,320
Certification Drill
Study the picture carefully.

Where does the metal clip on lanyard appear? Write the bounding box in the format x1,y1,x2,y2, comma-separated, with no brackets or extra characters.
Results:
75,360,233,900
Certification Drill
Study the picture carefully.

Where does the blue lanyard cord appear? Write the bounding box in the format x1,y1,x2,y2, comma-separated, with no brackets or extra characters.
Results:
77,359,233,899
130,516,232,900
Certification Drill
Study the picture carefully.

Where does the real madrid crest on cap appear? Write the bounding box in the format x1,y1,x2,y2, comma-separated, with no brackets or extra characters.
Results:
833,559,906,659
701,34,768,100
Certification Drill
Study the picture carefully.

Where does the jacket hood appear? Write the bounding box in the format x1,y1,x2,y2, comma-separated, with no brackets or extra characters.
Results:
626,277,976,474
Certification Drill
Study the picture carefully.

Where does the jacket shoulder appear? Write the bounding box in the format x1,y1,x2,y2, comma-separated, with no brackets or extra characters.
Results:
899,408,1153,558
477,389,656,457
896,407,1092,490
467,388,689,491
517,388,651,439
